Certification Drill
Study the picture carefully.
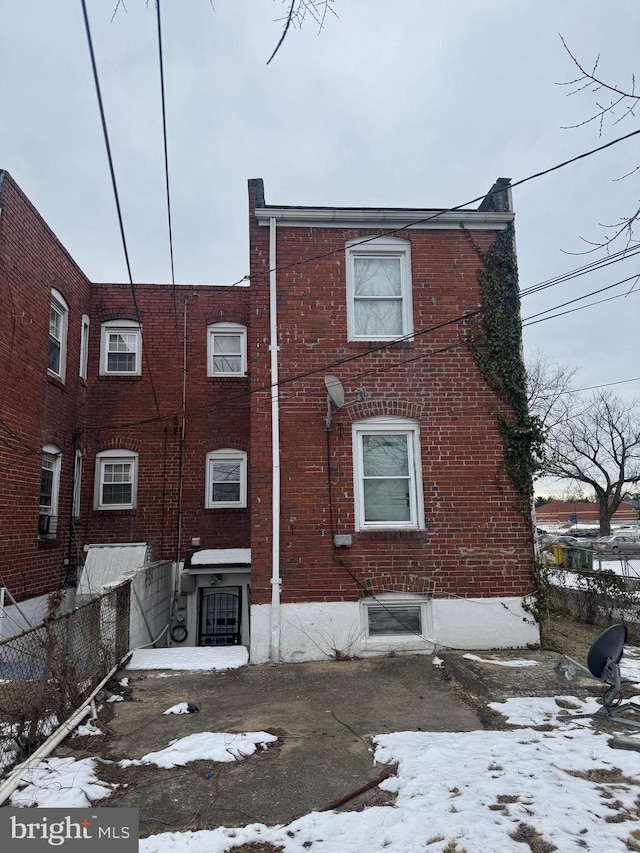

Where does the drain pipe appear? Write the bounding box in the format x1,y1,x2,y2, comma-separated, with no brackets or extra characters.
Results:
269,216,281,664
0,650,132,806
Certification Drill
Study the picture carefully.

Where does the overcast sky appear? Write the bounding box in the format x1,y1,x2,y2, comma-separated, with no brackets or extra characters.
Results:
2,1,639,495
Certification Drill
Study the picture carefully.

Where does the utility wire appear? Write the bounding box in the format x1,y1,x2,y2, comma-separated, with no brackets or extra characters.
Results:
215,126,640,290
80,0,163,422
155,0,179,340
61,266,640,435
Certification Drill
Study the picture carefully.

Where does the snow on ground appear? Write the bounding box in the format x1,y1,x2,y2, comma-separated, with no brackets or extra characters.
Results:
120,731,278,769
9,694,640,852
462,653,539,667
10,756,114,807
127,646,248,671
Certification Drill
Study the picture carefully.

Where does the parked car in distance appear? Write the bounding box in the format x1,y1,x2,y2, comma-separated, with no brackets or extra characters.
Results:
593,535,640,554
552,536,588,548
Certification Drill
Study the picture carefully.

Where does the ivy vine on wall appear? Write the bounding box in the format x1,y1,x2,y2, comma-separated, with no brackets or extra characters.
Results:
463,223,546,508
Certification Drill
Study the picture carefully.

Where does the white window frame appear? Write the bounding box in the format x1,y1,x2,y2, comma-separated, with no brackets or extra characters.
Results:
48,290,69,381
100,320,142,376
346,237,413,341
205,449,247,508
72,449,83,518
352,417,424,530
361,594,433,644
79,314,90,380
207,322,247,377
40,444,62,517
94,449,138,510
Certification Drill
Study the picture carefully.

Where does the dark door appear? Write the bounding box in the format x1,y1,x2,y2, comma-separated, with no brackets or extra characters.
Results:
199,587,241,646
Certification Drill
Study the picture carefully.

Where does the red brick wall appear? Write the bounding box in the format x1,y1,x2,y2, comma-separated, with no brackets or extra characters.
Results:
248,180,534,607
0,171,251,602
81,284,251,561
0,171,92,600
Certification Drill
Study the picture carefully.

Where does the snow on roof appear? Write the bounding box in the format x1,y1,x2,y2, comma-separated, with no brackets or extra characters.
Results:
189,548,251,566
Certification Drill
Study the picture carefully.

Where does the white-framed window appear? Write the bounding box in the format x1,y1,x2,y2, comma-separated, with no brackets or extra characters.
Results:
48,290,69,381
361,594,432,641
95,449,138,510
352,417,424,530
79,314,90,380
72,449,83,518
39,444,61,535
205,449,247,508
346,237,412,340
100,320,141,376
207,323,247,376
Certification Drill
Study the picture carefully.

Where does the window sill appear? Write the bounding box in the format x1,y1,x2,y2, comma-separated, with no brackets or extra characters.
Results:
356,529,429,543
97,374,142,381
206,375,249,382
204,506,248,512
346,339,415,350
37,536,60,549
47,374,67,389
94,508,137,514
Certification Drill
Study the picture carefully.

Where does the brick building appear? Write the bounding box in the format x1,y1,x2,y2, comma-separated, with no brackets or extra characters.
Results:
0,169,538,657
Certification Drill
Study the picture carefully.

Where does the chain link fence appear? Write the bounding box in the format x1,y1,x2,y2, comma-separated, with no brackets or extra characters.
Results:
548,555,640,634
0,581,131,777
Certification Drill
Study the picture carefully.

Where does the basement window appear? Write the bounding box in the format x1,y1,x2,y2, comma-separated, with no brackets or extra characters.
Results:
361,594,432,643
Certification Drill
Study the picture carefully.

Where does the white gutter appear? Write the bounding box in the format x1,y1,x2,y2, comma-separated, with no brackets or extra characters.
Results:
269,216,281,664
0,650,132,806
255,207,514,230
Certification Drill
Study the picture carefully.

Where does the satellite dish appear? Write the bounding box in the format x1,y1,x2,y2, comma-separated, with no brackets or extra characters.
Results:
324,375,345,429
587,623,627,679
555,623,640,732
324,375,345,408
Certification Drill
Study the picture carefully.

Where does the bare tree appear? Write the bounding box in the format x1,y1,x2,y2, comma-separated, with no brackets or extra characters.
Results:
558,36,640,254
268,0,337,64
526,347,578,430
542,388,640,534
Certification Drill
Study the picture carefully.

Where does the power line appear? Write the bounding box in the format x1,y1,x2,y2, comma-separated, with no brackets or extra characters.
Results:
80,0,163,422
214,126,640,291
155,0,179,340
70,265,640,434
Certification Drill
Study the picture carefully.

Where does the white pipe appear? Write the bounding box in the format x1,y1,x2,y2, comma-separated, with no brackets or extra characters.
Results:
0,587,4,640
0,651,132,806
269,215,281,664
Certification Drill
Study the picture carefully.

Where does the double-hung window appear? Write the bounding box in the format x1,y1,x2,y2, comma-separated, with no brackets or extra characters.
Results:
346,237,412,340
95,449,138,510
206,450,247,508
207,323,247,376
79,315,90,380
39,445,61,535
48,290,69,381
353,417,424,529
100,320,141,376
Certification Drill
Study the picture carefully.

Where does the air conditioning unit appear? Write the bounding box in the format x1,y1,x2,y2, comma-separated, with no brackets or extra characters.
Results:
38,514,58,536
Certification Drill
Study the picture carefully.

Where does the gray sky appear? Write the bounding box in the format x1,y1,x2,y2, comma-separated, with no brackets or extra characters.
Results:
2,1,639,495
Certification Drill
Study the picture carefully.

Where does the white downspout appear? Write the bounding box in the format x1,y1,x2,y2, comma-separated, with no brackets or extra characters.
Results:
269,216,281,664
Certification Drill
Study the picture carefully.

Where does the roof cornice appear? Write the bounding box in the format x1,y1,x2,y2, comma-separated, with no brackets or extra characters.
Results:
255,206,514,230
